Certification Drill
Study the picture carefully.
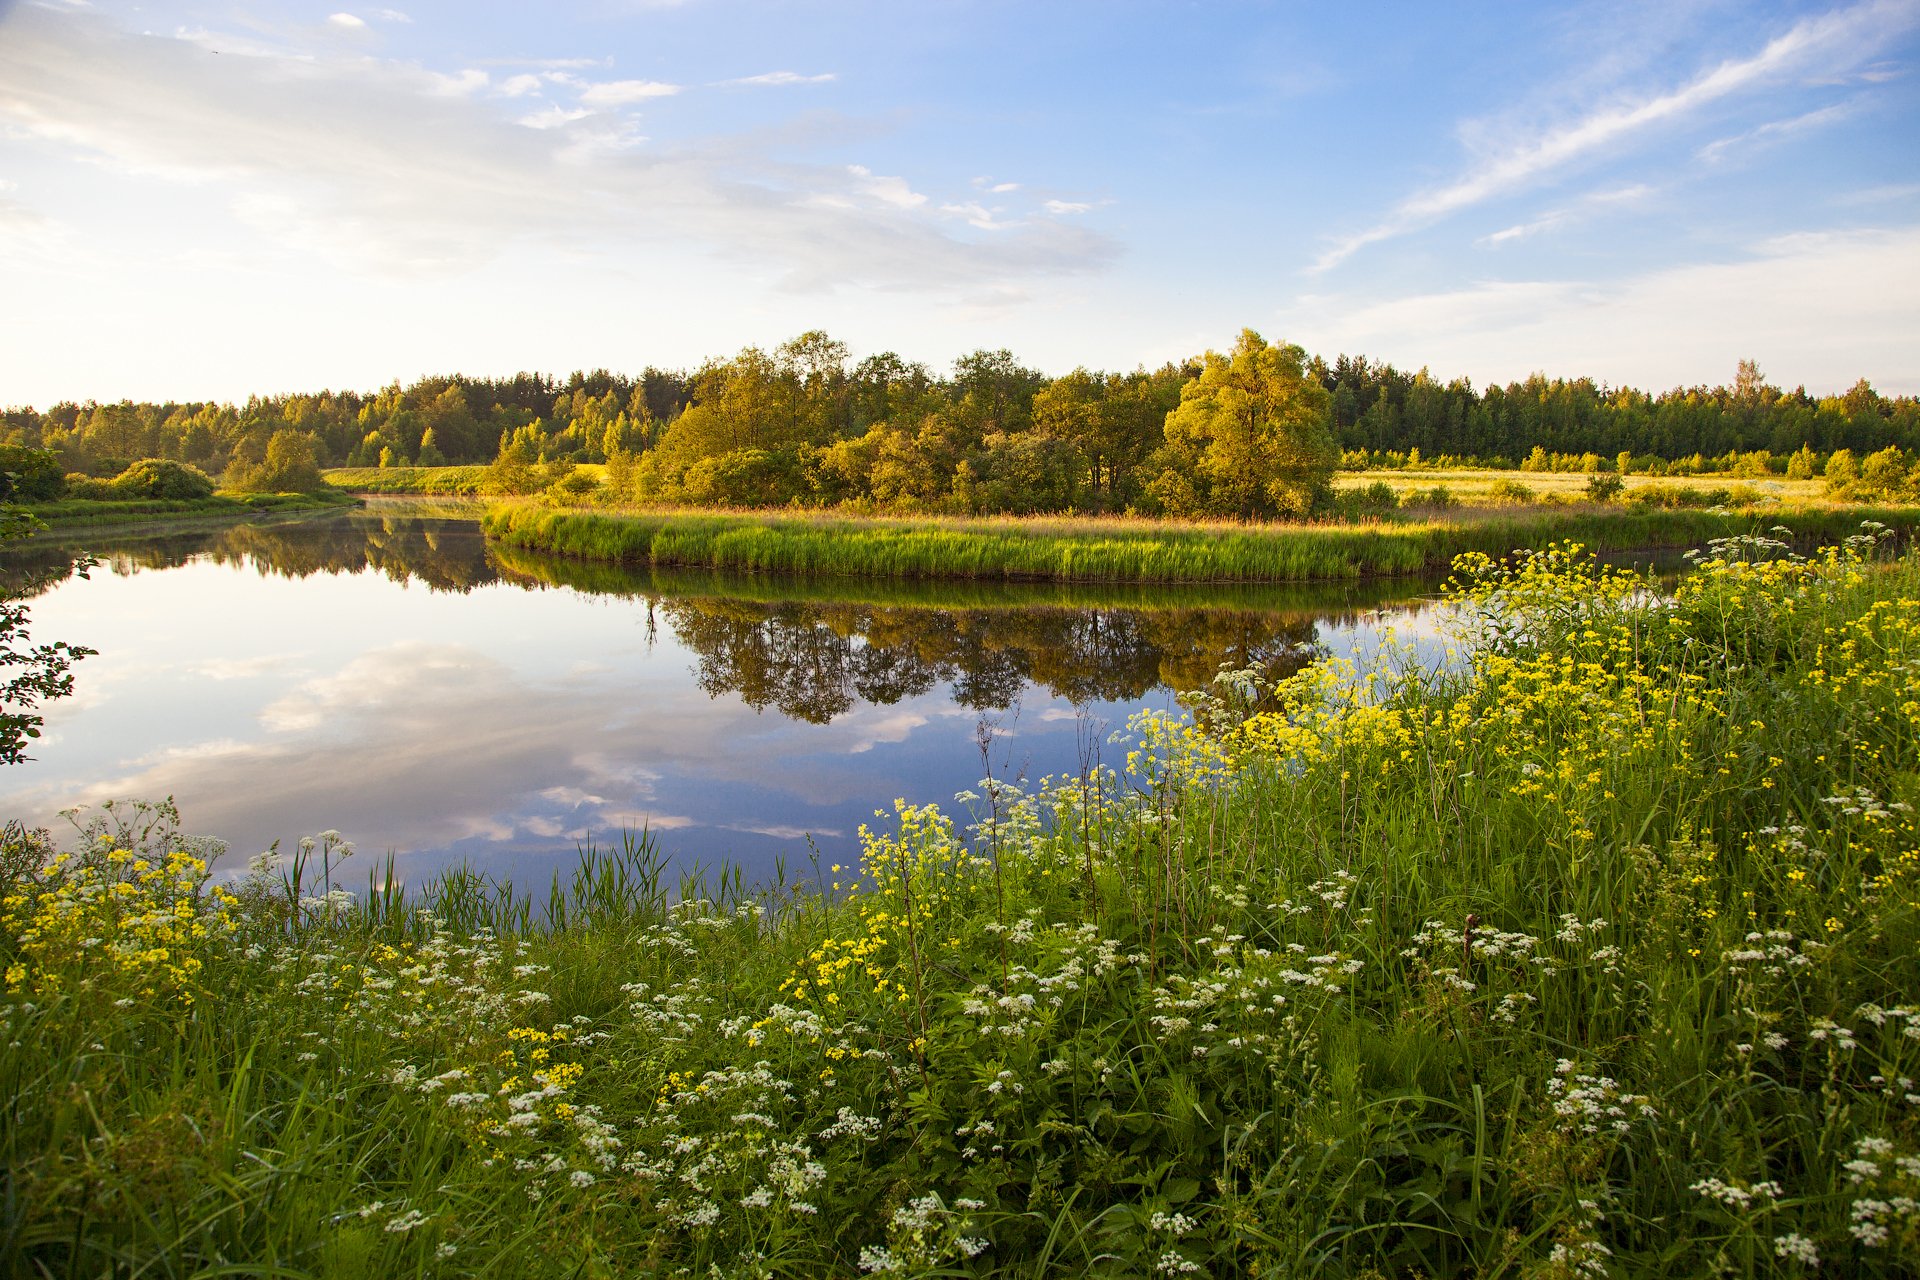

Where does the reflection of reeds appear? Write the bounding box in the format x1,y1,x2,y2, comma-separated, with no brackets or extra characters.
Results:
484,501,1920,585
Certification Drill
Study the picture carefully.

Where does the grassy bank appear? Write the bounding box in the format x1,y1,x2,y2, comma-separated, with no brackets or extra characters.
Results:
6,528,1920,1275
22,489,358,529
483,500,1920,584
325,465,491,495
487,540,1433,615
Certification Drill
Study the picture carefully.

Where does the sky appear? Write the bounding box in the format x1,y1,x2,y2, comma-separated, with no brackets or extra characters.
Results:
1,0,1917,406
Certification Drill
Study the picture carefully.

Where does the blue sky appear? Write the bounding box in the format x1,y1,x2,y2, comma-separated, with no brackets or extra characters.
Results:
1,0,1917,405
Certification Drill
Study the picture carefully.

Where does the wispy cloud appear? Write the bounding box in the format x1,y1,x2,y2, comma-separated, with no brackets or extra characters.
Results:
725,70,835,87
1479,183,1653,246
1698,98,1862,161
577,77,682,106
1286,223,1920,394
1315,0,1920,271
0,5,1116,290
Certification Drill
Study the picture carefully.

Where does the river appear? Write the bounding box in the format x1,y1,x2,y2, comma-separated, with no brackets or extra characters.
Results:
0,504,1446,890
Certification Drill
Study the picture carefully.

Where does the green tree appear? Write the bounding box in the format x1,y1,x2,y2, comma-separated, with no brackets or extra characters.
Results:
1156,330,1336,518
225,430,326,493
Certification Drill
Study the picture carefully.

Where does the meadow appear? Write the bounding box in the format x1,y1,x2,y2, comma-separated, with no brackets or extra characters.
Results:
482,499,1920,585
1332,468,1828,507
4,522,1919,1276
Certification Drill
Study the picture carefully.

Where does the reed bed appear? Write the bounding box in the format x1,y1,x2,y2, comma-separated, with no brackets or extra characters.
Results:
21,490,355,529
324,465,492,495
483,500,1919,584
5,522,1920,1275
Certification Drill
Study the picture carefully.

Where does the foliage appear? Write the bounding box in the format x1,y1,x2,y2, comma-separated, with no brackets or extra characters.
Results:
484,501,1920,586
8,529,1920,1274
0,498,93,764
223,429,328,494
1154,330,1337,518
11,341,1914,523
0,445,67,502
110,457,216,501
1584,470,1625,502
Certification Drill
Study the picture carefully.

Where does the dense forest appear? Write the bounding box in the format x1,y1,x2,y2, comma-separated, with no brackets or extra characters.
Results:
5,333,1917,516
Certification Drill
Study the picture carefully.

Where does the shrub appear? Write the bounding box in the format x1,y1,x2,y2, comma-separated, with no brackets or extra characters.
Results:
1485,478,1536,505
0,445,66,501
110,458,216,501
1584,472,1625,503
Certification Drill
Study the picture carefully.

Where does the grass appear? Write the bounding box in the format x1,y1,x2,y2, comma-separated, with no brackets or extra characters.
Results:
324,465,492,495
325,465,609,496
1336,466,1830,505
5,521,1920,1275
21,489,357,528
483,499,1920,585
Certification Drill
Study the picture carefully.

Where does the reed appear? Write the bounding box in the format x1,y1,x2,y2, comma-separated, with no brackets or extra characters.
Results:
483,499,1920,584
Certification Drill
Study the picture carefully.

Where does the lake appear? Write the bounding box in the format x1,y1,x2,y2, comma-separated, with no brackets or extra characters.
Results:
0,503,1445,891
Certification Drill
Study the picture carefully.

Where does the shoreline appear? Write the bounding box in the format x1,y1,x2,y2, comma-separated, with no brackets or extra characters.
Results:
481,500,1920,585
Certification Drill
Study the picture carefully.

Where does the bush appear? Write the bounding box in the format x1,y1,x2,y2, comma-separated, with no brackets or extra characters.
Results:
0,445,66,502
1336,480,1400,519
1485,478,1536,505
110,458,216,501
1584,472,1625,503
61,474,115,501
1402,483,1456,510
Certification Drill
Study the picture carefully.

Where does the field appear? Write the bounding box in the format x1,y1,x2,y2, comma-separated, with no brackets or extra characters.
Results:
5,527,1920,1275
482,499,1920,585
1334,467,1830,505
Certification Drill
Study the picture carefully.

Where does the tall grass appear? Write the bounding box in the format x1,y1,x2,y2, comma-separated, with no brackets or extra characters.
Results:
484,500,1920,584
6,523,1920,1275
324,466,491,496
22,490,356,529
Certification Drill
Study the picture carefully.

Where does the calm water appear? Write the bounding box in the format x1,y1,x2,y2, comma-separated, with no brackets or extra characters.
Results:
0,505,1443,889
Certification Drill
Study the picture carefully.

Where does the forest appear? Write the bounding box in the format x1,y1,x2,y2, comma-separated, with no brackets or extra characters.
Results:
5,332,1918,518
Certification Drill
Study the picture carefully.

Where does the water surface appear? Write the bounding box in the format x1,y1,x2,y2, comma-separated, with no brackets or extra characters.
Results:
0,507,1442,888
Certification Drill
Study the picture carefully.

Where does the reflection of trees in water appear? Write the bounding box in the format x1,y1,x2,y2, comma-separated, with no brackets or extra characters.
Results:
1,513,498,596
658,596,1333,723
6,512,1430,725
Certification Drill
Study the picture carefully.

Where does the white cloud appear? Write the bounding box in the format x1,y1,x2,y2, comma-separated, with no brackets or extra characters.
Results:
327,13,366,29
1042,199,1091,215
425,68,489,97
1316,0,1920,270
848,163,927,209
1478,182,1653,246
0,6,1114,291
1286,223,1920,395
1698,99,1861,162
577,78,682,105
518,105,592,129
726,71,835,87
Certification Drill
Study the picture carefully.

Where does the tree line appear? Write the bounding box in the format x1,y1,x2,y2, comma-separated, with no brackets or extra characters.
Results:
5,336,1917,517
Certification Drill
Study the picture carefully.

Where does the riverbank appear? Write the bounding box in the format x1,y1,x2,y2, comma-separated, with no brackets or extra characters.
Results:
325,465,490,495
6,532,1917,1275
21,488,359,529
483,499,1920,584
